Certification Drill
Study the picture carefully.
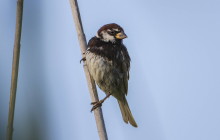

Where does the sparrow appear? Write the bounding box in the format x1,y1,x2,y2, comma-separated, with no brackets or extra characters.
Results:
85,23,137,127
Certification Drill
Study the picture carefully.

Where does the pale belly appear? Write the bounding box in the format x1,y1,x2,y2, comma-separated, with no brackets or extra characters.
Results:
86,52,125,100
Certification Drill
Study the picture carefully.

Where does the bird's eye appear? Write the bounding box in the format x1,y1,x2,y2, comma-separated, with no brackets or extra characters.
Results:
109,31,115,35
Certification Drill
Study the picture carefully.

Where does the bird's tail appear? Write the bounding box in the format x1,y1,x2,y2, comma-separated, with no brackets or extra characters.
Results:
118,98,138,127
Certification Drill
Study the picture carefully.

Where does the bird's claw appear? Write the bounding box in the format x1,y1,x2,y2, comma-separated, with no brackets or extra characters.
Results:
90,101,103,112
80,57,86,63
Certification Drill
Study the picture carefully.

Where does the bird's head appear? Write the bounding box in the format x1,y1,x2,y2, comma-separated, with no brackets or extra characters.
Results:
96,23,127,43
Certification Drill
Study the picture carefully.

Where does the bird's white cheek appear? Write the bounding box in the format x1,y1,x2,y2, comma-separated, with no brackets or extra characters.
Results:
101,31,115,42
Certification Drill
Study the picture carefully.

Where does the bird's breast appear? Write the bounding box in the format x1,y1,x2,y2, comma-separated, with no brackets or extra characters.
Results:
86,51,124,95
86,52,113,82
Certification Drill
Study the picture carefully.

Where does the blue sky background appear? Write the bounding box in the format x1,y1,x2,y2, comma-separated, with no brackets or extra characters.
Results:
1,0,220,140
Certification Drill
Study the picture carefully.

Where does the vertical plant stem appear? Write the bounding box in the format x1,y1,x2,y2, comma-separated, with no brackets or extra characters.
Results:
6,0,24,140
69,0,108,140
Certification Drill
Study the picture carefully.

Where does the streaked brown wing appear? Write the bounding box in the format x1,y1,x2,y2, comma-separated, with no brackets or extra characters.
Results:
120,45,131,95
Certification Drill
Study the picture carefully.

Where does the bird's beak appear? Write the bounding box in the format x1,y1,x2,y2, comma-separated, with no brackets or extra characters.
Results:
115,32,127,39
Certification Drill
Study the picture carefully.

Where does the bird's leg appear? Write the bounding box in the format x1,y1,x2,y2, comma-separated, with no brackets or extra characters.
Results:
91,93,111,112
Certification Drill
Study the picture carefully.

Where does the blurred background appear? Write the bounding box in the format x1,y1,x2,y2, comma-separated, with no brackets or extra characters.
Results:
1,0,220,140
